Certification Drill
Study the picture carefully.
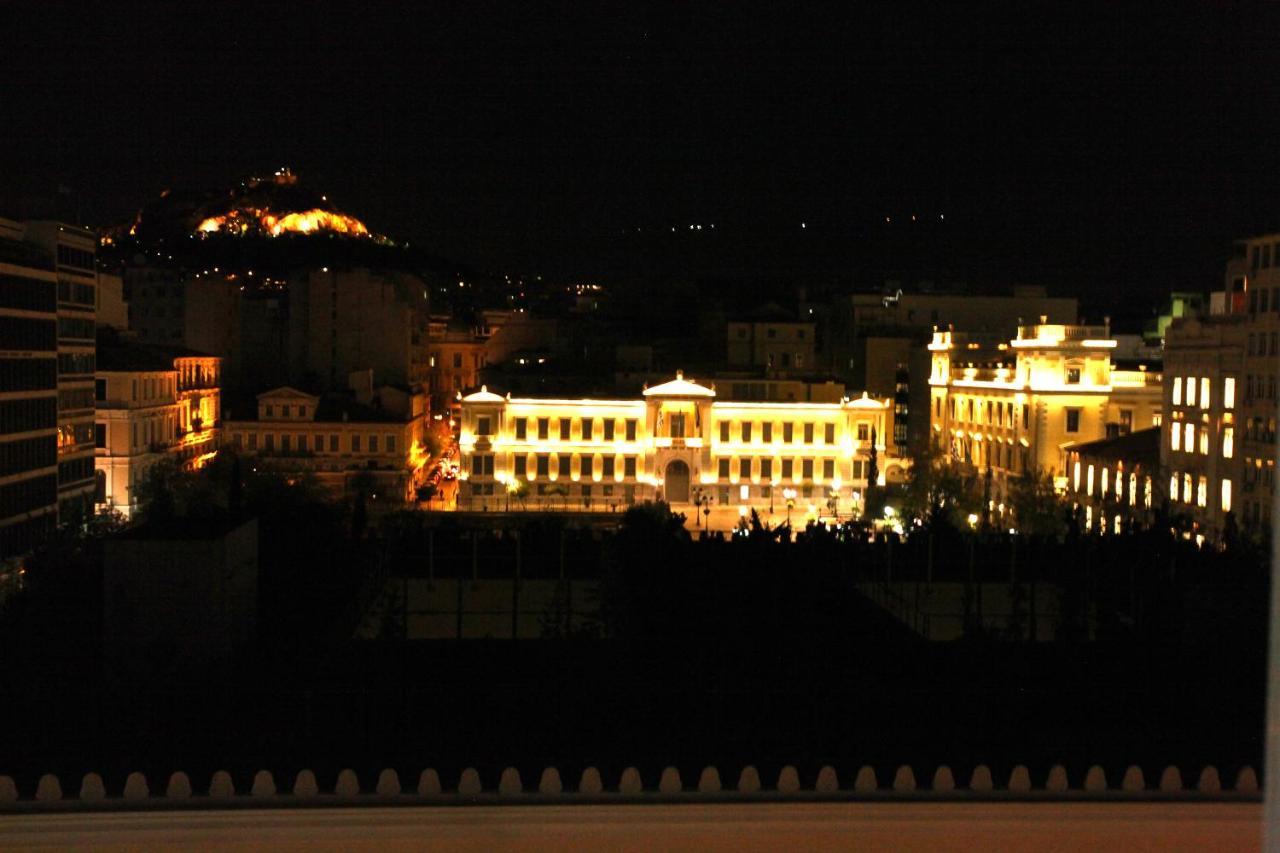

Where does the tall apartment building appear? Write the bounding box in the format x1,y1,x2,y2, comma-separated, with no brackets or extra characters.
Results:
0,219,59,559
1160,314,1246,542
929,321,1163,511
22,222,98,523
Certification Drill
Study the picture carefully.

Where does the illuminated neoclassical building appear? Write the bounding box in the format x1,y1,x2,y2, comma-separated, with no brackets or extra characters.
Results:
929,321,1163,506
457,373,904,514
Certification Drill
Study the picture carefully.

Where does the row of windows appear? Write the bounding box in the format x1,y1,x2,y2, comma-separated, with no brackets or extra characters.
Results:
0,513,55,559
510,416,640,443
715,420,844,445
1170,421,1233,458
0,357,56,392
1167,470,1232,513
0,473,57,519
469,481,638,502
1247,331,1278,357
0,316,56,352
263,403,309,418
56,279,95,306
497,453,640,481
56,316,94,341
0,397,57,435
1172,375,1236,410
57,352,94,376
58,422,94,450
0,273,55,313
955,437,1031,473
1245,283,1280,314
56,245,94,272
715,456,839,482
233,431,399,454
0,435,56,477
1071,461,1153,508
1243,456,1276,489
1245,374,1277,403
58,388,95,412
1244,417,1278,444
947,396,1032,431
57,456,94,485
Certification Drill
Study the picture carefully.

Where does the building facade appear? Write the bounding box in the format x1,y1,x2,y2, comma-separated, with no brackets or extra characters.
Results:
94,340,222,518
22,222,98,523
224,385,428,502
726,307,817,374
456,372,904,516
1160,314,1246,542
0,219,59,558
929,322,1163,510
1065,427,1161,535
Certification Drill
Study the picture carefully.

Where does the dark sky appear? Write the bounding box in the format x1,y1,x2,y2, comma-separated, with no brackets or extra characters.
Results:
3,1,1279,307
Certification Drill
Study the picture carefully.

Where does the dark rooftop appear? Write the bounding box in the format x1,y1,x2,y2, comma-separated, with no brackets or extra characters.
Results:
1068,426,1161,463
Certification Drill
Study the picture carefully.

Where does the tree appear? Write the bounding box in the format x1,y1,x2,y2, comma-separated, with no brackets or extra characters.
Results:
902,438,981,531
1008,468,1068,539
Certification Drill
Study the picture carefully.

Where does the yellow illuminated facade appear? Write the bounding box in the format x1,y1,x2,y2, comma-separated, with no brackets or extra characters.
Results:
457,372,906,513
929,322,1162,506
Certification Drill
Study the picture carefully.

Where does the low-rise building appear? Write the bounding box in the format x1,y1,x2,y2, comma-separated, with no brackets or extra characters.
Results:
94,337,222,517
223,384,428,502
457,372,906,515
929,321,1163,512
1065,427,1161,535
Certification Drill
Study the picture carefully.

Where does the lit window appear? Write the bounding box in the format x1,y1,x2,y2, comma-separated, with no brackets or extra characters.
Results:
1171,422,1180,451
1073,461,1081,491
1101,467,1109,496
1186,376,1197,406
739,484,750,501
1199,378,1210,409
1223,426,1234,458
1198,427,1208,455
1128,473,1137,507
1221,479,1232,513
1086,464,1094,496
1183,473,1192,504
1113,515,1121,535
1183,423,1194,453
1144,477,1152,508
1224,377,1236,410
1170,473,1179,501
1197,476,1207,508
1172,377,1182,406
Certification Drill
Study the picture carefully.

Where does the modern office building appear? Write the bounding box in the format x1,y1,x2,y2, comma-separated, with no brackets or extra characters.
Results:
929,321,1163,511
0,219,60,558
456,372,903,515
22,222,99,524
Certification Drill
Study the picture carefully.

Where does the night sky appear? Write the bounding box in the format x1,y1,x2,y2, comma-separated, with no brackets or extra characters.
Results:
4,1,1280,309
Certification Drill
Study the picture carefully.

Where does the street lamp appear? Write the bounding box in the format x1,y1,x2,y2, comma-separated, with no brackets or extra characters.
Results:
783,487,797,525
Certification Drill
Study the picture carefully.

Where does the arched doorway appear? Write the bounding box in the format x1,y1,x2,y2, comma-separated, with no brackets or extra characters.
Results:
665,459,691,504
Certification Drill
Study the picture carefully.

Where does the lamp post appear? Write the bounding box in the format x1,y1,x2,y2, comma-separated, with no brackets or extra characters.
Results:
783,487,797,526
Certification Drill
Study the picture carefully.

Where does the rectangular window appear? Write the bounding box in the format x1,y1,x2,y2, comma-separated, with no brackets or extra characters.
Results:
537,418,549,440
557,453,571,477
1172,377,1182,406
739,458,751,479
559,418,571,440
476,416,491,436
95,423,106,448
783,422,794,443
803,423,814,444
281,434,291,452
329,434,339,451
1221,479,1232,513
1086,464,1094,496
823,423,835,444
1223,426,1234,458
536,455,549,477
387,435,397,453
351,434,361,452
603,456,615,478
248,432,258,450
718,458,730,479
515,417,527,440
625,419,637,441
623,457,636,478
857,423,869,441
264,433,275,451
603,420,615,441
581,418,593,441
1198,427,1208,455
761,458,773,480
1022,404,1029,429
1184,423,1194,453
1065,409,1080,433
719,422,730,442
369,435,379,453
822,459,835,479
514,455,527,478
1066,366,1081,384
1197,476,1207,508
1186,376,1197,406
1199,378,1210,409
580,455,593,478
1171,421,1181,451
781,459,793,479
1223,377,1235,410
763,422,773,442
801,459,814,480
741,421,752,442
1183,473,1192,504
